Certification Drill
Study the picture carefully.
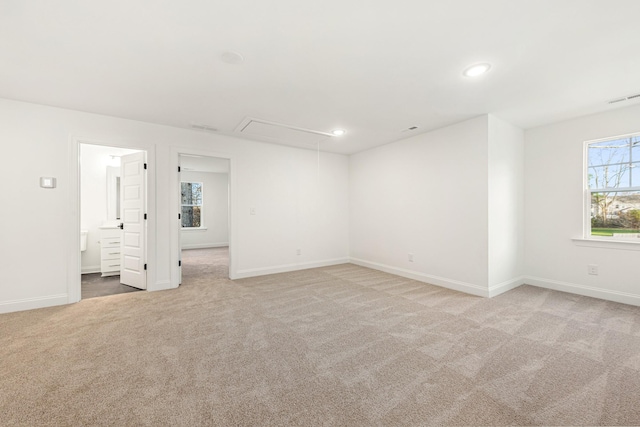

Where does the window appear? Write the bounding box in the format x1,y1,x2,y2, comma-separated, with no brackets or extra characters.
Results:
181,182,203,228
586,133,640,239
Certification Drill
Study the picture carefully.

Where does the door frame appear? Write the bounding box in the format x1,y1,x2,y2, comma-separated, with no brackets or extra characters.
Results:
170,146,236,286
69,136,156,303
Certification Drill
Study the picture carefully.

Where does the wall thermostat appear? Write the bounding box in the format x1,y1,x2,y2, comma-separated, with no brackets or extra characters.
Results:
40,177,56,188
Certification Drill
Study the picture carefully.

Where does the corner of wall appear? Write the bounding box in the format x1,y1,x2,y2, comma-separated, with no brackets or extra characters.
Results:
487,115,525,290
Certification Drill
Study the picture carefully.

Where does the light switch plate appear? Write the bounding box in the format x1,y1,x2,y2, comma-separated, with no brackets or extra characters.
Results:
40,177,56,188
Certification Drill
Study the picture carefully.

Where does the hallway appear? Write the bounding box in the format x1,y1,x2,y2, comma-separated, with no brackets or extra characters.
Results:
181,247,229,284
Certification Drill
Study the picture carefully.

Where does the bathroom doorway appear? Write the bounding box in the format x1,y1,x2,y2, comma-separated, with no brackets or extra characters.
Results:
178,154,230,285
79,143,147,299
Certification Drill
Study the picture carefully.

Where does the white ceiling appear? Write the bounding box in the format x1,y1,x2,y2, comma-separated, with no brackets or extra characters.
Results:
1,0,639,154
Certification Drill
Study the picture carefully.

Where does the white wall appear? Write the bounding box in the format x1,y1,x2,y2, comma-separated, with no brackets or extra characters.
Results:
235,144,349,276
487,115,525,295
0,98,349,313
180,171,229,249
79,144,109,273
524,103,640,306
349,116,491,296
6,91,637,313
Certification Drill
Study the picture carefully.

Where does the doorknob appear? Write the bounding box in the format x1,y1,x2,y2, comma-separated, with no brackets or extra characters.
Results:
118,223,124,229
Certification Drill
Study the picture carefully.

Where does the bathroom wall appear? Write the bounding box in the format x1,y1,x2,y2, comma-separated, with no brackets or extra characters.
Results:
180,171,229,249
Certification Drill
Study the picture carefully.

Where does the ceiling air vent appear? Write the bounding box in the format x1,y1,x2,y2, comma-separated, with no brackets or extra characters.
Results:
608,93,640,104
190,122,218,132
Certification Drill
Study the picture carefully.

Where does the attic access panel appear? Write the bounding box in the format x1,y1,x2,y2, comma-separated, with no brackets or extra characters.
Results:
237,118,332,147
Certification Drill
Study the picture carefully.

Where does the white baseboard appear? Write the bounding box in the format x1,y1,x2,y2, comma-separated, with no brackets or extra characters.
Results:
349,258,489,297
488,276,525,298
525,276,640,307
0,294,69,314
81,265,100,274
181,242,229,250
235,258,350,279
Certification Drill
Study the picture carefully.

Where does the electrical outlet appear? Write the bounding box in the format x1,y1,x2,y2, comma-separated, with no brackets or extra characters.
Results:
588,264,598,275
296,249,301,256
250,207,256,215
408,253,414,262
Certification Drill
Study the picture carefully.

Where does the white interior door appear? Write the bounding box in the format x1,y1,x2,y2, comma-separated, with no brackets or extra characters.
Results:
120,152,147,289
177,160,182,286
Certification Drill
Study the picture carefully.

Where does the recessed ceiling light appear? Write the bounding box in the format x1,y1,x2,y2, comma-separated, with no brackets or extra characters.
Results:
220,51,244,65
331,129,346,136
463,63,492,77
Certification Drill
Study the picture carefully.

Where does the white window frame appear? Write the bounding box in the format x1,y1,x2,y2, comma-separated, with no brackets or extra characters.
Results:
181,181,204,229
583,131,640,242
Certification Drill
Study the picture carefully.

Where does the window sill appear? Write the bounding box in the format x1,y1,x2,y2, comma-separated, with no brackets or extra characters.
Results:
572,237,640,251
181,227,208,232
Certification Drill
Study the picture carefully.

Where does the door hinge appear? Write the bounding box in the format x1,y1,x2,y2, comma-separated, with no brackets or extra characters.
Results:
178,166,181,172
178,213,181,220
144,263,147,270
179,260,182,267
144,163,147,170
144,213,147,220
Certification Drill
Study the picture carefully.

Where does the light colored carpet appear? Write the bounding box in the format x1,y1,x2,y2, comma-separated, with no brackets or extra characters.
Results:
181,247,229,282
2,259,640,426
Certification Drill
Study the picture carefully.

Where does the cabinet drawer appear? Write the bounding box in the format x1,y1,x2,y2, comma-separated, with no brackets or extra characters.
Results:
101,247,121,260
101,237,121,248
101,260,120,272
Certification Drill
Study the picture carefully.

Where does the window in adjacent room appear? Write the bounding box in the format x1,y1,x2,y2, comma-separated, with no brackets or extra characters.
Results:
181,182,203,228
586,133,640,239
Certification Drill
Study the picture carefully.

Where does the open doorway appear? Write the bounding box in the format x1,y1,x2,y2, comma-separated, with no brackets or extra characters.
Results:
178,154,230,285
80,143,147,299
